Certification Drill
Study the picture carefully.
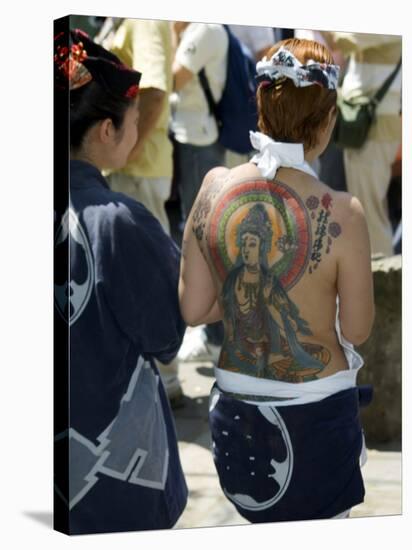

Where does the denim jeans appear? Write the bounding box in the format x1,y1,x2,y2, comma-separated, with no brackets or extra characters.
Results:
174,140,226,221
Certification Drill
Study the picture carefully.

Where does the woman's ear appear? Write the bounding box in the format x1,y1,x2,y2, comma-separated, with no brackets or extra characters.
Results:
322,105,337,138
98,118,116,145
328,105,338,125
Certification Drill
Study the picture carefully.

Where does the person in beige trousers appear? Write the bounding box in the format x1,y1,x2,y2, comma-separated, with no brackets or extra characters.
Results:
324,32,401,257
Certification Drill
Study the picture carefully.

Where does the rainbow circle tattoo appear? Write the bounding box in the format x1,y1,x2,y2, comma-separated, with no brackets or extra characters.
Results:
208,179,311,290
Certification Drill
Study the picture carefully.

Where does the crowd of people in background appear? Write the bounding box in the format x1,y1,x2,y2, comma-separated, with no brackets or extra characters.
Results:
70,16,402,405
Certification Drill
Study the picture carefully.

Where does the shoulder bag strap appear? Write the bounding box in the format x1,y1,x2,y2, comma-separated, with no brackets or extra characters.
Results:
198,68,221,124
372,57,402,105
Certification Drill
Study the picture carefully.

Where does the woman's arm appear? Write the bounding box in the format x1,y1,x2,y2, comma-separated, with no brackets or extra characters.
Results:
172,62,194,92
171,21,194,92
195,298,223,325
178,207,222,327
336,195,375,345
99,199,186,363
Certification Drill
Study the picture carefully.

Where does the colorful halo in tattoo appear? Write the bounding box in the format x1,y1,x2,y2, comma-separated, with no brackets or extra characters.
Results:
208,179,311,290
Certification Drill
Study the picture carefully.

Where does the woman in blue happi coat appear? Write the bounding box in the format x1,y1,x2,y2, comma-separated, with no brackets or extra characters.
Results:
54,28,187,535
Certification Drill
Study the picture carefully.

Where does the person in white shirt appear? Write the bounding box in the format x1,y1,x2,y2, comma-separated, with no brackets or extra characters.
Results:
229,24,274,61
170,21,229,222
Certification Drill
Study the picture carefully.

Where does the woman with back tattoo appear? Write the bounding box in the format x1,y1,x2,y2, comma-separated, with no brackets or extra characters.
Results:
179,38,374,522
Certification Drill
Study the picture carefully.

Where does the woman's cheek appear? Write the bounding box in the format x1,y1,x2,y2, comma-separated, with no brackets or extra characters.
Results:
132,125,139,149
128,130,138,158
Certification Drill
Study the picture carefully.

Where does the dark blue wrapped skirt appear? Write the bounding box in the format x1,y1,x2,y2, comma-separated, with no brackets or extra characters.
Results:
209,385,371,523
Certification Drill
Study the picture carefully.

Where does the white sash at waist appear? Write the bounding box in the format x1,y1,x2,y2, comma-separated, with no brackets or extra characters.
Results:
214,366,358,407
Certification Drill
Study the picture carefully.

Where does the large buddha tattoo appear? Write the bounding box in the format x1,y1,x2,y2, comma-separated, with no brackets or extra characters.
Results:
201,178,342,383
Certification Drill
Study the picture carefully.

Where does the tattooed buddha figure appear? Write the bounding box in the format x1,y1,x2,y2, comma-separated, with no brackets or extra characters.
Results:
221,203,327,382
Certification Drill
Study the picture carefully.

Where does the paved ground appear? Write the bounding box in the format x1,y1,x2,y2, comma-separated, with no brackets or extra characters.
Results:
171,358,402,529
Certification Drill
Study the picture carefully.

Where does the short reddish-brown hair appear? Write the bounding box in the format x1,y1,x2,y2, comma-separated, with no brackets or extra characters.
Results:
256,38,337,151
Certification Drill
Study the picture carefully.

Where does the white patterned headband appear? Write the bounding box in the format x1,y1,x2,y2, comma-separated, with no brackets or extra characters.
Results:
255,46,340,91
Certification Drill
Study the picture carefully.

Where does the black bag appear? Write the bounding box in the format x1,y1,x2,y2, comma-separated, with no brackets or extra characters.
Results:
333,58,401,149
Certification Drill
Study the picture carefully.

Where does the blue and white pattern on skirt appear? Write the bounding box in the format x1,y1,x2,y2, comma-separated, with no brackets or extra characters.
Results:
209,384,371,523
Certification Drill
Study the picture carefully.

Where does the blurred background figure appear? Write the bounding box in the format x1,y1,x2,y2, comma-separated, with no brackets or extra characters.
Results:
94,16,123,46
97,17,184,407
273,27,295,41
170,21,228,364
229,24,274,61
295,28,347,188
323,31,402,257
295,28,345,67
170,21,228,224
224,24,275,169
106,18,173,233
69,15,105,39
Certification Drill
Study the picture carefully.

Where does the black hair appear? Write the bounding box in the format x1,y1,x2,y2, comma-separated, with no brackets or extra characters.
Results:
68,81,134,151
54,29,141,152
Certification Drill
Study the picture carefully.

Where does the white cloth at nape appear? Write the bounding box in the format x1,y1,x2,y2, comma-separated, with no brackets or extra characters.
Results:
249,131,318,180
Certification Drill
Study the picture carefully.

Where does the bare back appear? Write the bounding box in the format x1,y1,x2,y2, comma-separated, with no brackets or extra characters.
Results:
185,162,373,384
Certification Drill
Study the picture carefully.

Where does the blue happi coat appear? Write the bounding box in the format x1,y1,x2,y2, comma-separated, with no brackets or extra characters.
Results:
54,160,187,535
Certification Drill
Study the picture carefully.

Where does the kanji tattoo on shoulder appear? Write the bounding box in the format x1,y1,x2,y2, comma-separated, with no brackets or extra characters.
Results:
305,193,342,273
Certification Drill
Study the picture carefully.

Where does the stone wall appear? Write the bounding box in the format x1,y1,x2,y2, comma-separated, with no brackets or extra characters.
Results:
357,254,402,445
